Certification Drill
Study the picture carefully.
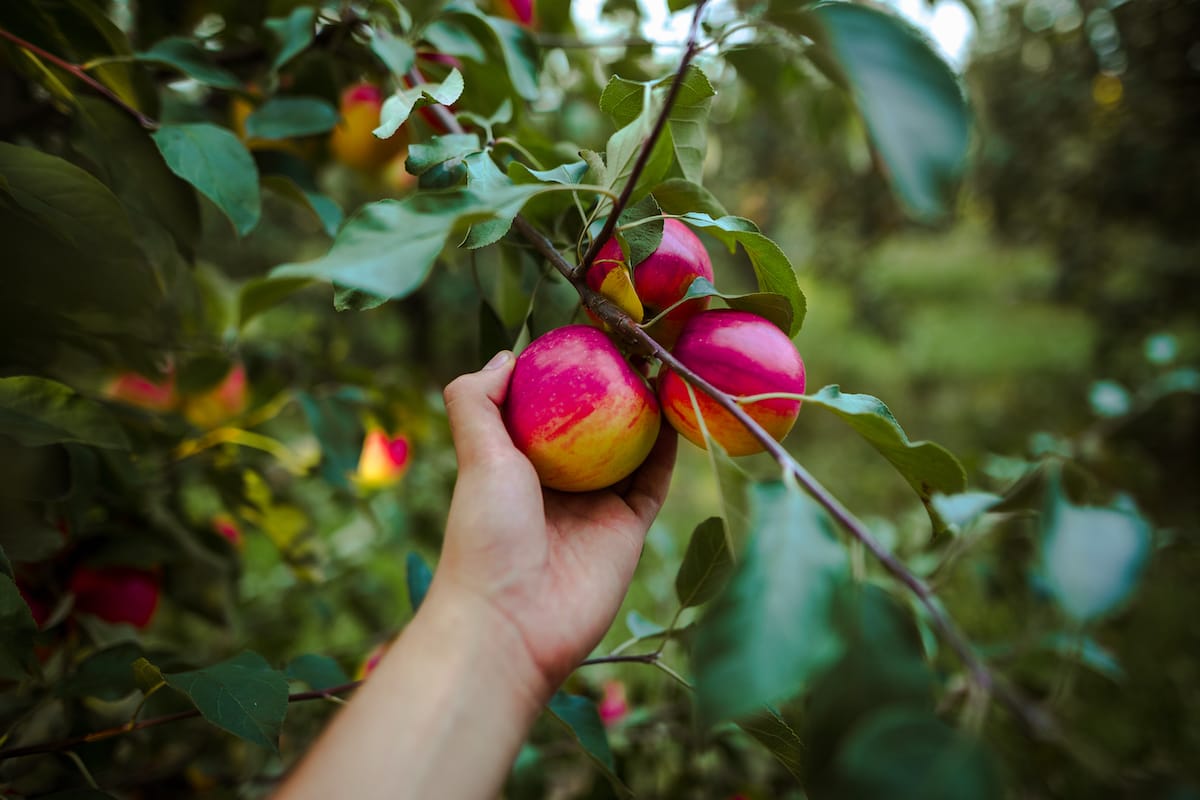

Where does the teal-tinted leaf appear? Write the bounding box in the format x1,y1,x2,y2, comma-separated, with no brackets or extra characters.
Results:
265,7,315,71
421,19,487,62
508,159,589,186
1088,379,1131,418
406,133,482,176
547,692,627,793
286,653,350,690
804,386,967,532
796,3,970,219
675,517,734,609
604,90,673,203
296,390,360,490
245,97,338,140
333,285,388,312
375,70,464,139
0,377,128,449
271,187,542,298
1037,633,1124,682
671,276,793,335
830,709,1002,800
261,175,342,236
446,9,539,100
625,609,665,639
1040,484,1151,622
653,178,728,218
371,27,416,77
152,123,261,236
406,551,433,612
165,651,288,750
739,706,807,784
610,193,663,269
238,275,313,328
57,642,142,700
678,213,806,335
929,492,1001,534
136,36,241,90
693,481,849,724
0,574,37,679
463,151,517,248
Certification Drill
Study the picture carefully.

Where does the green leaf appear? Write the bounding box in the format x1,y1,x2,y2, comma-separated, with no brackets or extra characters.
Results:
261,175,342,236
265,7,315,71
0,377,128,449
604,90,673,204
0,574,37,679
406,133,483,176
829,709,1002,800
625,609,665,639
795,3,970,219
270,187,543,298
57,642,142,700
245,97,338,140
672,276,793,335
615,194,664,269
678,213,806,335
675,517,734,609
238,276,313,328
371,27,416,77
508,159,589,186
136,36,241,90
406,552,433,612
165,651,289,750
803,386,967,533
286,653,350,690
738,706,807,784
653,178,728,218
693,481,848,724
374,70,465,140
463,151,518,248
296,390,361,491
132,657,165,695
152,123,261,236
547,691,628,794
1040,482,1151,622
930,491,1001,534
446,8,540,101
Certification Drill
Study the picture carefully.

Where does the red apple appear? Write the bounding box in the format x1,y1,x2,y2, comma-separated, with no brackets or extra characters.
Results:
69,566,160,629
329,83,409,171
494,0,537,27
658,310,806,456
355,429,412,490
105,370,177,412
212,514,243,550
590,219,714,348
598,679,629,726
183,363,248,429
503,325,661,492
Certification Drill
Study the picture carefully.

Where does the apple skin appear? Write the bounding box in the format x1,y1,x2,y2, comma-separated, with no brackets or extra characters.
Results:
106,370,177,412
591,219,714,348
503,325,661,492
658,310,805,456
68,566,161,629
495,0,537,27
355,429,411,490
329,83,409,171
183,363,248,429
598,679,629,727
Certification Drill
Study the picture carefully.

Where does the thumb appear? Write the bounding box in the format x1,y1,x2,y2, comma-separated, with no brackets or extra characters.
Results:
443,351,520,472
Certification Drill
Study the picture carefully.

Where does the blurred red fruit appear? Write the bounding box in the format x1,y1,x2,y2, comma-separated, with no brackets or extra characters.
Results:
598,680,629,726
69,566,160,629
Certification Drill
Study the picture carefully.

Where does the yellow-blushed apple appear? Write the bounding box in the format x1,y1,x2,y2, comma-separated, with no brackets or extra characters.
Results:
105,370,177,412
355,429,411,490
329,83,409,171
658,309,806,456
183,363,248,429
503,325,660,492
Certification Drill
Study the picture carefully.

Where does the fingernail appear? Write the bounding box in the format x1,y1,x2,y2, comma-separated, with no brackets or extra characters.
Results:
483,351,512,371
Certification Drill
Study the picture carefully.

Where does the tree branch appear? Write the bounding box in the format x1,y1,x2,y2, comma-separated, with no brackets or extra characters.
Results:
575,0,711,281
0,27,158,129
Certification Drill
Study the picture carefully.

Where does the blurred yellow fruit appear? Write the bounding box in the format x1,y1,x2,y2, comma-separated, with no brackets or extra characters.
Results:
330,83,409,171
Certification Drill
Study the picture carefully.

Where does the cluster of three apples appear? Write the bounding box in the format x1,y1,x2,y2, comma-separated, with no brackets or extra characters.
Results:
504,220,807,492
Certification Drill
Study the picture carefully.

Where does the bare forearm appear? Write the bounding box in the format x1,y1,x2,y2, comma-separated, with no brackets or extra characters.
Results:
277,581,548,799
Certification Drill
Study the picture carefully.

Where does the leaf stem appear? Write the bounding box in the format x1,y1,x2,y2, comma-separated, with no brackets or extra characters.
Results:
0,27,158,129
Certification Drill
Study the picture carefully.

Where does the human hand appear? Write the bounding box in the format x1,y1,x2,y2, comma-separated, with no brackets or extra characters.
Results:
432,350,677,701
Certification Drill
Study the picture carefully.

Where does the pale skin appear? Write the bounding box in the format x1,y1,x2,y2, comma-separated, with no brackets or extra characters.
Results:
277,350,677,799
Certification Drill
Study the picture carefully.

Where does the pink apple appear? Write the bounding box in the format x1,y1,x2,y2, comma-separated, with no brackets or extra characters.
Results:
495,0,537,27
598,679,629,726
591,219,714,348
355,429,412,489
68,566,160,629
105,370,177,412
183,363,248,428
502,325,661,492
658,310,806,456
212,514,243,550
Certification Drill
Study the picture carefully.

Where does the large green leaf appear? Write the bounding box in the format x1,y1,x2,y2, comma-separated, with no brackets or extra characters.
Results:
152,123,262,236
653,178,728,218
0,377,128,450
286,653,350,691
738,706,807,784
675,516,734,609
406,133,482,176
1040,482,1151,622
547,692,629,795
165,651,289,750
445,7,540,101
270,187,544,298
803,386,966,532
56,642,142,700
604,89,673,204
0,574,37,680
265,7,315,71
678,213,806,335
670,276,794,335
136,36,241,90
245,97,339,140
793,2,970,219
693,481,849,724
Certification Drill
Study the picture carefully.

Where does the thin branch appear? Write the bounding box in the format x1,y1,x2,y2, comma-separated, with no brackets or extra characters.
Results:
580,653,660,667
0,681,363,763
0,27,158,129
575,0,711,281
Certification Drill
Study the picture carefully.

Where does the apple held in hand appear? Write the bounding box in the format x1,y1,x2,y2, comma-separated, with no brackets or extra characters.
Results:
503,326,660,492
591,219,714,348
329,83,409,171
69,566,161,629
658,310,806,456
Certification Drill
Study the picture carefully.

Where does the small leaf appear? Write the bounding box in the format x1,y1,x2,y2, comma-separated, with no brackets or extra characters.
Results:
678,213,806,335
445,10,539,101
136,36,241,89
132,657,165,694
57,642,142,700
371,28,416,77
0,377,128,449
508,159,589,186
245,97,338,140
261,175,342,236
0,574,37,679
463,151,518,248
547,691,629,795
739,706,807,784
653,178,728,218
803,386,967,533
672,276,793,335
406,552,433,612
238,276,313,328
152,123,261,236
693,481,849,724
929,492,1001,534
1040,481,1151,622
265,7,315,71
625,609,665,639
675,517,734,609
286,653,350,690
165,651,289,750
406,133,482,176
616,193,664,269
374,70,465,140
